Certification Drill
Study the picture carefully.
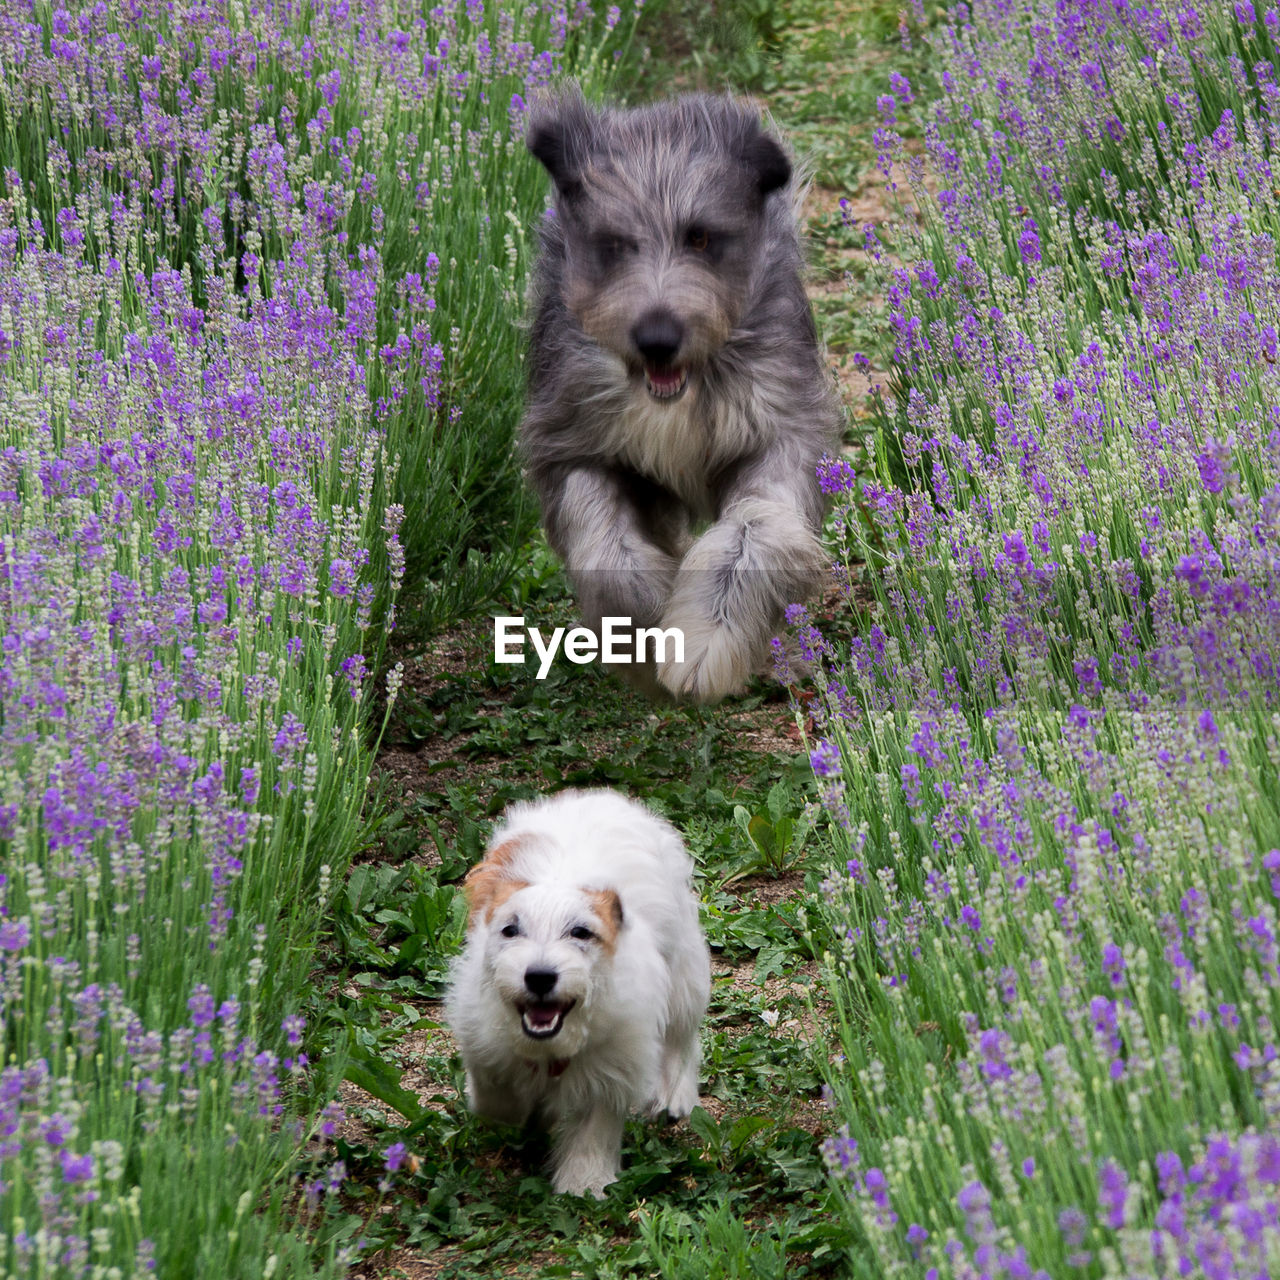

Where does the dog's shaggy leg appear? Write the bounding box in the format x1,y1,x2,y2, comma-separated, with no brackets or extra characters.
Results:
549,467,684,630
650,930,709,1118
466,1068,534,1128
650,1033,701,1119
657,496,825,703
549,1102,626,1198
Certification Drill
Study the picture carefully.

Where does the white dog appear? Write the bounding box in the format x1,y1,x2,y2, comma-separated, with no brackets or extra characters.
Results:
445,789,711,1197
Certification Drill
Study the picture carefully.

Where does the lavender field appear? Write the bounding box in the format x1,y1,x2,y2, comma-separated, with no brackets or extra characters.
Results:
0,1,633,1274
6,0,1280,1275
808,1,1280,1275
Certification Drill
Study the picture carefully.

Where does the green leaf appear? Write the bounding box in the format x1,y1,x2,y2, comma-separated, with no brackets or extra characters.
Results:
726,1114,773,1152
343,1046,425,1124
344,864,374,913
747,814,775,856
766,779,790,823
687,1105,722,1149
773,815,794,852
390,932,429,972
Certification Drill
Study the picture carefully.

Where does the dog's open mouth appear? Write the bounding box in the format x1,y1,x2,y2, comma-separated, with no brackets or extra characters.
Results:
643,365,688,401
518,999,576,1040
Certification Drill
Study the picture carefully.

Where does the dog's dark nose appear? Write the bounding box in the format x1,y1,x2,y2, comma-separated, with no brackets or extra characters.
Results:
631,312,685,367
524,969,558,998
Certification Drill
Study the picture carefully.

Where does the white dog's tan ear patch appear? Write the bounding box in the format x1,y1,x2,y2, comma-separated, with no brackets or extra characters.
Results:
464,835,532,925
588,889,624,950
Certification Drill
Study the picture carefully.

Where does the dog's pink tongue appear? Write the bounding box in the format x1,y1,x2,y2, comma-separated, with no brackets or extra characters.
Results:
647,366,683,394
528,1005,560,1029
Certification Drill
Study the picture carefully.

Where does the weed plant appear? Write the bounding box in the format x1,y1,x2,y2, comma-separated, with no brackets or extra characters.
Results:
805,2,1280,1275
0,2,636,1275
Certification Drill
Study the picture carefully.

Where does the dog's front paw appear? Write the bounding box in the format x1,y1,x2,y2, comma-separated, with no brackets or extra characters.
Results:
551,1106,625,1197
661,1080,700,1120
648,1051,701,1119
655,615,754,705
647,1085,699,1120
551,1157,618,1200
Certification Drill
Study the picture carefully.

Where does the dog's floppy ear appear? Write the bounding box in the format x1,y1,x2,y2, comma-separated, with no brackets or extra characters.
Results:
464,836,530,925
527,87,596,202
588,889,625,950
740,129,791,198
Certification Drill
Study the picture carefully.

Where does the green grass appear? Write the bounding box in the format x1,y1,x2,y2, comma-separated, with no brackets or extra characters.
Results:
618,0,927,196
620,0,789,96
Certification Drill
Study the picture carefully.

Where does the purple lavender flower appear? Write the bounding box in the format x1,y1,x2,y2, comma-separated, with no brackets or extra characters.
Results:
1017,218,1041,265
817,455,858,494
0,918,31,952
977,1027,1013,1080
59,1150,94,1184
810,739,841,777
805,2,1280,1271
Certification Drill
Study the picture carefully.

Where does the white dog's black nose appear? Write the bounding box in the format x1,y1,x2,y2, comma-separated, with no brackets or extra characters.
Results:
524,968,559,998
631,311,684,366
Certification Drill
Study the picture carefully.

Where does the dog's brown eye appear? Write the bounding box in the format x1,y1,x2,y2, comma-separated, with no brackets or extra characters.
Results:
595,235,633,265
686,226,710,252
569,925,594,941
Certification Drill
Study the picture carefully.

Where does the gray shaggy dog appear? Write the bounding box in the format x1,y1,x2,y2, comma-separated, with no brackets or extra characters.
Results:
520,87,842,704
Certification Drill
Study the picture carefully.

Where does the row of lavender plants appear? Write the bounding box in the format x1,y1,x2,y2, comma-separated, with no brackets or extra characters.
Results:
0,2,634,1275
808,2,1280,1276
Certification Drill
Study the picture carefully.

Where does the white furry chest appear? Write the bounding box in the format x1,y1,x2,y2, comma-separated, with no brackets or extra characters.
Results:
609,388,715,511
